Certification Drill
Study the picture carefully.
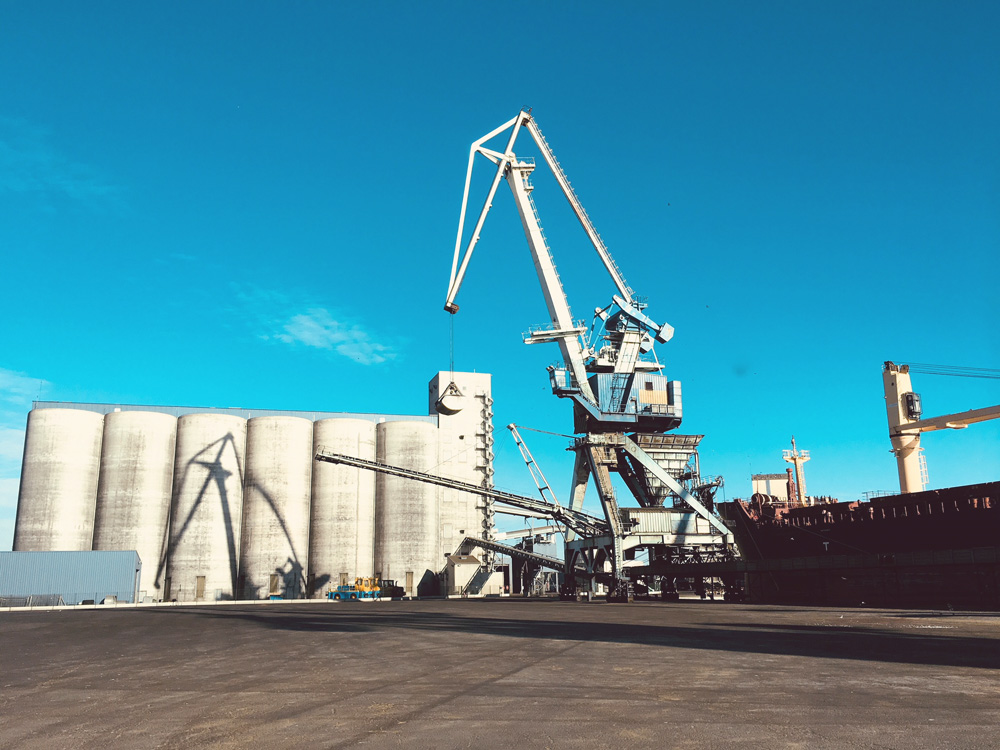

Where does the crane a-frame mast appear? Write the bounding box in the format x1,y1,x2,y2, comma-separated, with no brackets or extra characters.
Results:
445,112,596,402
445,111,636,311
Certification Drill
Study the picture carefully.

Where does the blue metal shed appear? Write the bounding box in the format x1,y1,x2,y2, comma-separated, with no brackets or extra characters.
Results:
0,551,141,605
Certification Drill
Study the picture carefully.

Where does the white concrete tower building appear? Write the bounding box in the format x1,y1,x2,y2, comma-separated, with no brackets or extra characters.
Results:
428,372,494,558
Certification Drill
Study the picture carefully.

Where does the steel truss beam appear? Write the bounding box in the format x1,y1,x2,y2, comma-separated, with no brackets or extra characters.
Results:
314,450,608,539
457,536,569,574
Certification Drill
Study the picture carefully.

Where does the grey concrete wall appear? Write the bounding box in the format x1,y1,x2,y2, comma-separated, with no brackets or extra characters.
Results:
374,421,440,596
309,418,377,596
165,414,247,602
92,410,177,599
238,416,313,600
14,409,105,552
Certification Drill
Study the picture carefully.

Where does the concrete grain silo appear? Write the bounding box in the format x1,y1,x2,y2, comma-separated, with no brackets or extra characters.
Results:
374,421,440,596
13,409,105,552
92,411,177,599
429,372,494,558
165,413,247,602
309,418,376,596
238,416,313,600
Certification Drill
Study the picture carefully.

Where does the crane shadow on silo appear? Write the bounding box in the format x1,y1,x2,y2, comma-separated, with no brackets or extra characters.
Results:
310,573,332,597
157,433,243,600
277,557,305,599
238,482,309,600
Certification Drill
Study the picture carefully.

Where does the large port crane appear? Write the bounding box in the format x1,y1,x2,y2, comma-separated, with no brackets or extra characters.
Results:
444,110,678,434
443,110,731,600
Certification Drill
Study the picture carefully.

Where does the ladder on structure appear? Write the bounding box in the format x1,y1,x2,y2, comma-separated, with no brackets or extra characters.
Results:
522,187,571,308
526,117,635,301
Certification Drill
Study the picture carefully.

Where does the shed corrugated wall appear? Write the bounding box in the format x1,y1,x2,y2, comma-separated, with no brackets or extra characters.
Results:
0,551,141,604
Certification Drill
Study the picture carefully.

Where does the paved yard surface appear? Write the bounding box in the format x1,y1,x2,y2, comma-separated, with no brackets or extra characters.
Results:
2,599,999,749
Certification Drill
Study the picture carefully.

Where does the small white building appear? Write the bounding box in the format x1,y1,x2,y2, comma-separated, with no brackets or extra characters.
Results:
751,472,792,501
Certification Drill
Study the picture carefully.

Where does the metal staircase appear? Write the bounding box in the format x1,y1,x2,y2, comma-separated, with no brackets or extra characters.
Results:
461,564,495,596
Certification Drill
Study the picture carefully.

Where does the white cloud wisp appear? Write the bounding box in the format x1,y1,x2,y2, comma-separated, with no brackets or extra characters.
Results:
0,368,48,404
231,285,396,366
276,309,392,365
0,117,122,208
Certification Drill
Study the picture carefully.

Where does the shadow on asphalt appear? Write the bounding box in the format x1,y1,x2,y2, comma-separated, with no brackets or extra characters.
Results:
889,611,1000,618
157,603,1000,671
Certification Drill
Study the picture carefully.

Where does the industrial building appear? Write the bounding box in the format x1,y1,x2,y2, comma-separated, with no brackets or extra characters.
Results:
10,371,494,602
0,550,141,606
750,472,794,502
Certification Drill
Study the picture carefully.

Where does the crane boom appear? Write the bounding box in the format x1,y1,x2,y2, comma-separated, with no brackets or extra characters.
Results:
521,117,634,302
507,424,562,511
891,405,1000,434
445,111,639,312
446,114,523,307
443,110,678,423
504,153,594,400
884,361,1000,493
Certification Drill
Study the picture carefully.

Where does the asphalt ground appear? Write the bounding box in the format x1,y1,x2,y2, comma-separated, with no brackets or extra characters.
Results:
2,598,999,749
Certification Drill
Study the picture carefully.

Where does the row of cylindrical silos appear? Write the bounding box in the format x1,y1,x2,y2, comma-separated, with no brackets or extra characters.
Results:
13,409,445,601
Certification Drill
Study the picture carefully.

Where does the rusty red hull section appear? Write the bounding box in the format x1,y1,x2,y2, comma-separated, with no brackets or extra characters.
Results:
719,481,1000,609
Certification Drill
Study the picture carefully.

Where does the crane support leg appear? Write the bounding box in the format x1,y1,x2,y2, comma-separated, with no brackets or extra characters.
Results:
565,450,591,544
577,434,632,602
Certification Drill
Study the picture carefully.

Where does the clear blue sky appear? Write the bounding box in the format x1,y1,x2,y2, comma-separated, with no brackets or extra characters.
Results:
1,2,998,549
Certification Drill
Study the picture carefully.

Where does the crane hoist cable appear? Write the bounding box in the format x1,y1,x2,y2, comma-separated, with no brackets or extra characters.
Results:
902,362,1000,380
510,424,577,440
449,313,455,378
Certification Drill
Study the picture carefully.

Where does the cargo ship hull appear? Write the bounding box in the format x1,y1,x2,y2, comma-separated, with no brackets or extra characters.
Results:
718,481,1000,609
